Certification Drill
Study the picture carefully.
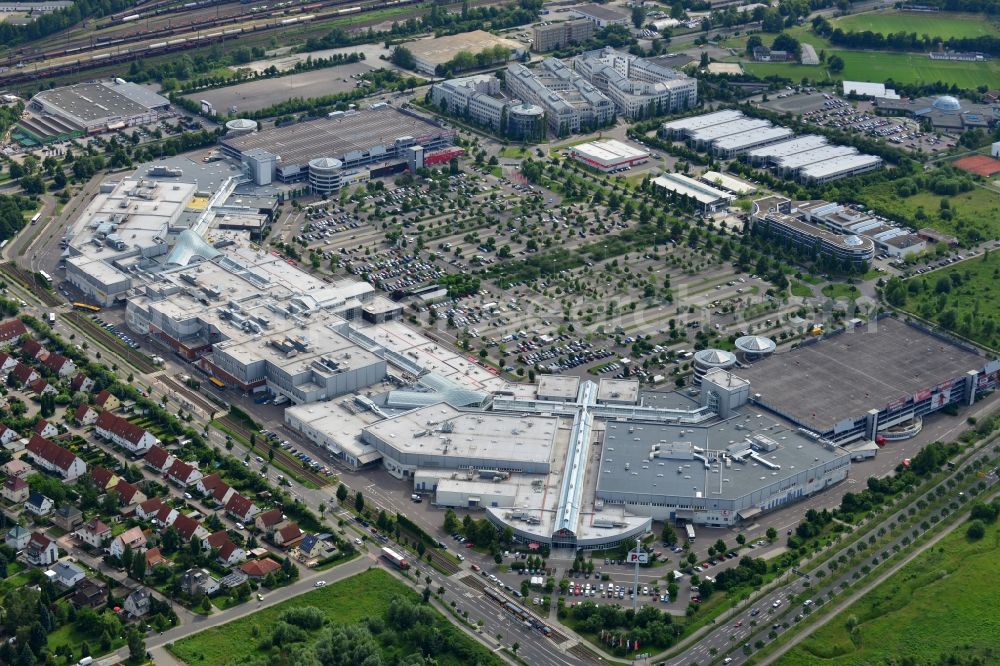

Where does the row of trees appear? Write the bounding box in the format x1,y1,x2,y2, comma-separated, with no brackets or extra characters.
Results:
813,16,1000,57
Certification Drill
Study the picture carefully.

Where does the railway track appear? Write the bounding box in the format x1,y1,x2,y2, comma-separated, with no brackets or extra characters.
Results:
0,0,417,83
218,412,331,487
0,262,62,307
64,311,161,373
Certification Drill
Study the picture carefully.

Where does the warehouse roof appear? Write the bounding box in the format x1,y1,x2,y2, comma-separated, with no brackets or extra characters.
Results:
653,173,733,205
688,118,771,142
33,80,168,124
662,109,744,134
220,107,450,169
775,145,858,170
571,139,649,163
572,3,628,21
711,126,793,151
747,135,828,161
798,154,882,180
699,171,758,195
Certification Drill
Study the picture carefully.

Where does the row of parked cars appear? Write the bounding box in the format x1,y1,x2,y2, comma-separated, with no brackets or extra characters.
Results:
91,315,140,349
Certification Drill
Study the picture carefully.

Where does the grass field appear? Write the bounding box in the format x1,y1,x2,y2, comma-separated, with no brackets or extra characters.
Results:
857,182,1000,243
791,281,814,298
821,283,860,300
743,49,1000,88
831,10,998,40
168,569,504,666
776,519,1000,666
898,251,1000,350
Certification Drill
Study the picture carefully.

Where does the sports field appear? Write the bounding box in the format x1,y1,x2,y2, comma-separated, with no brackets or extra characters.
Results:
776,518,1000,666
831,10,998,40
743,49,1000,89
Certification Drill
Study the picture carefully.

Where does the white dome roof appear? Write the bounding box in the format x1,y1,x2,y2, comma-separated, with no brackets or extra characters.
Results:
932,95,961,111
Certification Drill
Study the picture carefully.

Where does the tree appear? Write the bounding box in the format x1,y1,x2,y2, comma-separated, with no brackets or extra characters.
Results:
391,46,417,70
966,520,986,540
766,527,777,542
828,54,845,73
631,5,646,28
131,550,147,582
336,483,348,502
354,491,365,513
126,627,146,665
736,534,746,546
443,509,460,534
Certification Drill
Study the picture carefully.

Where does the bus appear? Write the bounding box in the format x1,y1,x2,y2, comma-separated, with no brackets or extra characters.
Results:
72,302,102,313
30,212,41,226
0,239,8,250
685,524,696,542
208,376,225,390
38,270,51,285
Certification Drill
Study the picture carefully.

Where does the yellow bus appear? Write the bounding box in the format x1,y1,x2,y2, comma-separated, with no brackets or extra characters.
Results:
72,302,102,312
208,376,225,390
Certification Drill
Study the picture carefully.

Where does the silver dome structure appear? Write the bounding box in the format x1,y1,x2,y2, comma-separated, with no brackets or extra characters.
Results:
734,335,776,362
225,118,258,135
693,348,737,384
165,229,221,267
932,95,961,112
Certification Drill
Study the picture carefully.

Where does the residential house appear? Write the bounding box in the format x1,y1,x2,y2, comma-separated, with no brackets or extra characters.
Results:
33,419,58,439
95,411,158,455
145,547,167,569
1,476,29,503
210,481,235,506
273,523,304,549
225,493,260,524
71,578,108,608
240,558,281,580
94,390,121,411
52,504,84,531
0,318,27,346
42,352,76,378
172,513,209,544
0,424,19,446
29,379,57,397
89,465,120,491
109,526,147,558
297,534,336,562
74,403,99,427
70,372,95,393
143,445,175,474
179,568,220,597
195,473,233,504
206,530,245,567
11,361,39,385
0,351,17,375
25,532,59,566
49,561,86,588
123,588,151,619
255,508,286,535
77,517,112,549
154,503,179,528
21,338,45,360
25,434,87,481
165,459,202,487
1,458,30,478
135,497,167,521
5,525,30,551
25,491,54,516
112,480,147,508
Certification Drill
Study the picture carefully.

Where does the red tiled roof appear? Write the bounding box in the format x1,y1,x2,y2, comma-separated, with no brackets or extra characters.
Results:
96,411,149,445
138,497,165,515
113,480,143,504
240,558,280,577
90,465,116,489
206,530,230,550
155,504,176,524
256,508,284,528
94,390,115,407
218,540,241,561
12,362,35,383
33,419,51,434
3,476,27,492
144,445,172,469
172,514,203,541
212,482,232,502
145,547,166,567
82,517,111,535
29,379,48,394
225,493,254,519
276,523,302,544
166,459,198,483
199,473,224,491
70,373,91,391
26,434,80,471
0,318,27,342
74,403,94,422
42,353,70,372
22,339,43,358
29,532,52,549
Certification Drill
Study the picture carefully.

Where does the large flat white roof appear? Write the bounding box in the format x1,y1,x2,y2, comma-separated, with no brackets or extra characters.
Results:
799,154,883,179
688,118,771,142
653,173,733,205
776,145,858,170
747,135,828,160
662,109,743,133
711,126,793,151
700,171,758,195
571,139,649,163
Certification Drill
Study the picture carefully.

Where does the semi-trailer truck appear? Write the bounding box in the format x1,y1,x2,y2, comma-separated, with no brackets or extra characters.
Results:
381,547,409,569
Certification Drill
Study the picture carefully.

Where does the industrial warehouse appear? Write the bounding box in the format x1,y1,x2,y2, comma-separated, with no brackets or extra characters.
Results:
219,105,456,185
661,109,882,182
18,79,171,144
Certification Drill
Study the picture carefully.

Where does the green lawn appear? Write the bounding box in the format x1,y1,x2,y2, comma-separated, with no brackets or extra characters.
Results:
777,520,1000,666
821,283,860,300
896,251,1000,350
743,49,1000,88
499,146,529,159
791,281,814,298
47,619,127,661
831,10,998,40
858,182,1000,243
169,569,504,666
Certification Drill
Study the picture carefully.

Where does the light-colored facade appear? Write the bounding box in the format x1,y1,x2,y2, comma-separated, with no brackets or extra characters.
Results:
506,59,615,135
573,48,697,119
431,75,509,133
532,19,595,52
751,196,876,267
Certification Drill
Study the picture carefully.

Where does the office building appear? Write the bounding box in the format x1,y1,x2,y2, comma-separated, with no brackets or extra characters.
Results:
506,59,615,134
532,19,594,52
573,48,698,118
751,196,875,266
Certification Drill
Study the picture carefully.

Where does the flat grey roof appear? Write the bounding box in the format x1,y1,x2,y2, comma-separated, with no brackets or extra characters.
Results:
35,81,167,123
736,317,984,431
538,375,580,400
220,107,448,169
573,3,627,20
596,414,845,500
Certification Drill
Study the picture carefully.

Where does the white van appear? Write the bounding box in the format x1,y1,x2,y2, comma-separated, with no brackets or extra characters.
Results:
78,658,94,666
